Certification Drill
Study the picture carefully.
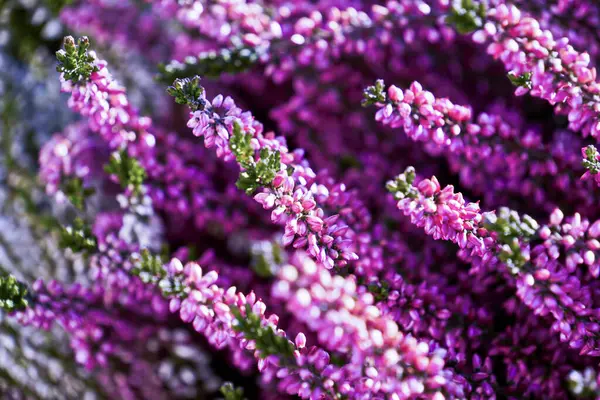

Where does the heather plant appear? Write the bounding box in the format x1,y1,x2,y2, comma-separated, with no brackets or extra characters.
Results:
3,0,600,399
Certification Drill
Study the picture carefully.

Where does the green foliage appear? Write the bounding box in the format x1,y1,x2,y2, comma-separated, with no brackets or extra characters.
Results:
220,382,246,400
0,275,29,312
131,250,188,298
63,177,95,211
166,76,206,112
508,71,532,89
0,2,65,62
230,122,254,166
236,148,281,195
583,145,600,174
56,36,98,83
367,280,391,302
231,305,294,358
131,249,166,281
386,167,418,200
46,0,74,14
252,252,274,278
446,0,486,34
251,240,285,278
58,217,98,254
338,154,362,173
362,79,386,107
104,149,147,196
483,208,539,273
231,122,282,195
158,46,261,83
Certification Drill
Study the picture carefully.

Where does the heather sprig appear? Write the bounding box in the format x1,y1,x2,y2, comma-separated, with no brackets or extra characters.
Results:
55,36,97,83
166,76,206,111
389,166,600,357
158,46,262,82
368,79,598,213
56,37,155,149
458,2,600,140
58,217,98,254
169,76,358,270
0,275,29,313
134,257,342,398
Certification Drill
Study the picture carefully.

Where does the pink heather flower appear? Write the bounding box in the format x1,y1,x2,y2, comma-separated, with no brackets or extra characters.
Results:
273,252,458,398
471,3,600,140
370,80,599,214
38,123,106,200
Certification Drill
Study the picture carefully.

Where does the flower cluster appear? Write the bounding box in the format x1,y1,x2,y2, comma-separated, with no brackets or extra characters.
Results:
388,167,600,359
469,2,600,139
170,76,359,270
365,79,599,214
4,0,600,398
273,253,456,398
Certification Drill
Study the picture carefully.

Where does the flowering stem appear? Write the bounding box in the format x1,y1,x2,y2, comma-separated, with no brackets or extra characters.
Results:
168,76,357,269
449,2,600,140
388,166,600,356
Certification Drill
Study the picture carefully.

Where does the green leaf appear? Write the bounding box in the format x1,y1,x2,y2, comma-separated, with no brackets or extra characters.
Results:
58,217,98,254
250,240,286,278
131,249,166,281
508,71,532,89
46,0,74,14
0,275,29,312
338,154,362,173
446,0,486,34
63,177,95,211
386,166,418,199
231,305,294,358
362,79,386,107
583,145,600,175
166,76,206,111
230,123,282,195
220,382,246,400
367,280,391,302
158,46,262,83
230,121,254,166
483,208,539,273
131,250,188,298
104,149,147,196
